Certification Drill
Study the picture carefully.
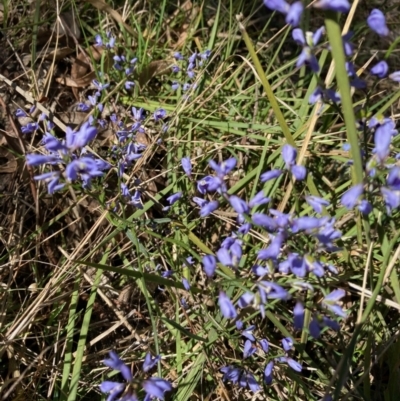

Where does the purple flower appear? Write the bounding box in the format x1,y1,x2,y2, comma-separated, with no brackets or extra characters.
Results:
238,292,254,308
264,361,274,385
200,200,219,217
153,108,167,121
182,278,191,291
286,2,303,27
284,357,302,372
197,176,224,194
258,280,289,301
125,81,135,90
370,60,389,78
202,255,216,277
358,200,372,215
297,47,320,72
291,164,307,180
257,233,284,260
33,172,64,194
132,107,145,121
322,289,346,318
171,81,180,90
94,34,103,46
217,248,233,267
103,351,133,382
313,0,350,13
252,264,269,276
241,325,256,342
390,71,400,82
309,87,323,104
381,187,400,212
374,119,394,162
219,291,237,319
15,109,27,117
166,192,182,205
367,9,389,36
387,167,400,190
243,340,257,358
99,381,125,400
291,216,326,233
66,122,98,151
341,184,363,209
173,52,184,60
221,365,241,384
181,157,192,177
294,302,304,330
305,195,330,213
259,339,269,353
282,144,297,167
229,195,249,214
249,191,270,208
42,133,65,152
26,154,59,166
260,169,283,182
252,213,278,231
263,0,290,14
238,222,251,234
142,378,172,400
209,157,237,177
240,371,260,392
281,337,293,352
21,122,39,134
142,353,161,372
287,253,307,277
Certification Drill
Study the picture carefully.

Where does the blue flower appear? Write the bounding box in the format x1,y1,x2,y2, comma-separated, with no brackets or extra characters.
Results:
381,187,400,213
305,195,330,213
389,71,400,82
249,191,270,208
202,255,216,277
258,280,290,301
260,169,283,182
243,339,257,358
278,356,302,372
181,157,192,177
21,122,39,134
281,337,293,352
293,302,304,330
166,192,182,205
229,195,249,214
257,233,284,260
322,289,346,318
370,60,389,78
26,154,59,166
182,278,191,291
340,184,363,209
103,351,133,382
209,157,237,177
142,353,161,373
313,0,350,13
367,9,389,36
285,2,303,27
153,108,167,121
218,291,237,319
264,361,274,385
200,200,219,217
263,0,290,14
142,378,172,400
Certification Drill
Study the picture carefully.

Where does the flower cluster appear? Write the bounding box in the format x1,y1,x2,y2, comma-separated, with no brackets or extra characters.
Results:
170,50,211,94
26,120,110,193
163,143,347,390
100,351,171,401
